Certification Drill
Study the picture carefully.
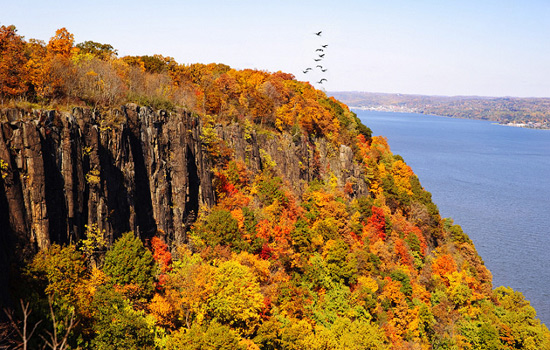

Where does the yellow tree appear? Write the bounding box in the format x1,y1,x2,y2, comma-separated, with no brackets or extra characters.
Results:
379,277,421,346
27,244,92,321
207,260,264,335
165,249,214,328
391,160,414,196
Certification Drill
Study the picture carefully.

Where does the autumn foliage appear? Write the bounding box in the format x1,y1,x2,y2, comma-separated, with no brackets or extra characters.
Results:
0,25,29,97
0,26,362,141
1,24,549,350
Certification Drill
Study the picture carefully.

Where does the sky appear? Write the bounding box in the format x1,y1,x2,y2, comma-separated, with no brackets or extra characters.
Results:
2,0,550,97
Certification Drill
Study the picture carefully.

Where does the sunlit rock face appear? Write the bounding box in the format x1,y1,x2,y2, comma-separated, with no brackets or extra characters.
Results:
0,104,367,254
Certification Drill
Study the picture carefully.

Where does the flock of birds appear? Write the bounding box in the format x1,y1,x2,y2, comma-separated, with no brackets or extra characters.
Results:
303,31,328,85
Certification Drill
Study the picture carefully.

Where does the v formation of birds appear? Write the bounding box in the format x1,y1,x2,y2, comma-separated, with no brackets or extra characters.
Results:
303,31,328,85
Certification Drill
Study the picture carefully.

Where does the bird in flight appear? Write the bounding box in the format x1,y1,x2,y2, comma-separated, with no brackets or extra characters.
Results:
315,31,322,36
318,54,325,58
321,44,328,48
321,68,328,72
303,68,312,73
316,48,324,52
316,65,323,69
317,78,327,84
314,58,322,62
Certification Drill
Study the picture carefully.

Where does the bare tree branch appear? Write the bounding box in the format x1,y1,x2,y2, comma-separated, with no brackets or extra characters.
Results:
3,299,42,350
39,296,78,350
0,319,17,349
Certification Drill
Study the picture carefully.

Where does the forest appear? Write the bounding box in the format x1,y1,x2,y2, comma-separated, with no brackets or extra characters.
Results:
1,25,550,349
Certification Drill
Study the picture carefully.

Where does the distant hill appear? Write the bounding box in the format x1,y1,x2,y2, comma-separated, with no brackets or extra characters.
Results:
330,91,550,129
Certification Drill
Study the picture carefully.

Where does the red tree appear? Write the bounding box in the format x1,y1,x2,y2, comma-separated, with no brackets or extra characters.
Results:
151,236,172,289
368,206,387,241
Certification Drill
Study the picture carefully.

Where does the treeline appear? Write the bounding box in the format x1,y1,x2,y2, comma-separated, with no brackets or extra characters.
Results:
0,25,194,109
332,91,550,126
0,25,371,143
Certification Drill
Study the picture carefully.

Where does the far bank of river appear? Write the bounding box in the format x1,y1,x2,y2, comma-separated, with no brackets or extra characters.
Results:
499,121,550,129
357,109,550,325
352,106,550,129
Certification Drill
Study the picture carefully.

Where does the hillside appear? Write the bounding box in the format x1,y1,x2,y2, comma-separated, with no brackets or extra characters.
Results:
330,91,550,129
1,25,550,349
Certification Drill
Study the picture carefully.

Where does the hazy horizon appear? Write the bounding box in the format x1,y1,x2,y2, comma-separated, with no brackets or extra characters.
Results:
3,0,549,98
329,90,550,99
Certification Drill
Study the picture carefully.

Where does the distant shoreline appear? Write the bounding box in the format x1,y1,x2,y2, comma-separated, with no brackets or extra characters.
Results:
348,105,550,130
332,91,550,130
497,121,550,130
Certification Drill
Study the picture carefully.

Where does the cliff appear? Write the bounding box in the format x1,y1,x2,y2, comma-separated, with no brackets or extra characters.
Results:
0,104,366,256
2,103,549,348
2,25,548,348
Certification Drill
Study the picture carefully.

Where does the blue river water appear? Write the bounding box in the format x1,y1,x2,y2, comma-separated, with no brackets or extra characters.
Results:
356,110,550,325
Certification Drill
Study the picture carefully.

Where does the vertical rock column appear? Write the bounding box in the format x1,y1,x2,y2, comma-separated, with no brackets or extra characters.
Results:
0,123,29,250
60,113,79,241
22,122,49,250
139,108,172,238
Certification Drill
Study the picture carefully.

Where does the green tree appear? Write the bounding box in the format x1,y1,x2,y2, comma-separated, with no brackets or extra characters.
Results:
257,175,287,206
140,55,169,73
389,269,412,297
75,41,117,60
325,240,358,285
254,318,284,350
311,317,388,350
494,287,550,349
279,319,316,350
91,286,155,350
194,208,241,249
102,232,156,301
459,317,501,350
290,219,313,253
167,321,245,350
339,319,389,349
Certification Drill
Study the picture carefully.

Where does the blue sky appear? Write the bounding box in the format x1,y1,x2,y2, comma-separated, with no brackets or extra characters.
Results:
3,0,550,97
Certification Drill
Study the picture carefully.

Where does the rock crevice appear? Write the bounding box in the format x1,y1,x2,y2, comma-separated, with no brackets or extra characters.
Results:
0,106,368,255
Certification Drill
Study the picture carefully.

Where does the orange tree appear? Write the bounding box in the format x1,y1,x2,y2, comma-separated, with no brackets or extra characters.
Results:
0,25,29,98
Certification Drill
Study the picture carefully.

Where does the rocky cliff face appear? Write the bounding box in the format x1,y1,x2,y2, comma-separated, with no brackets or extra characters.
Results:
0,105,368,259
